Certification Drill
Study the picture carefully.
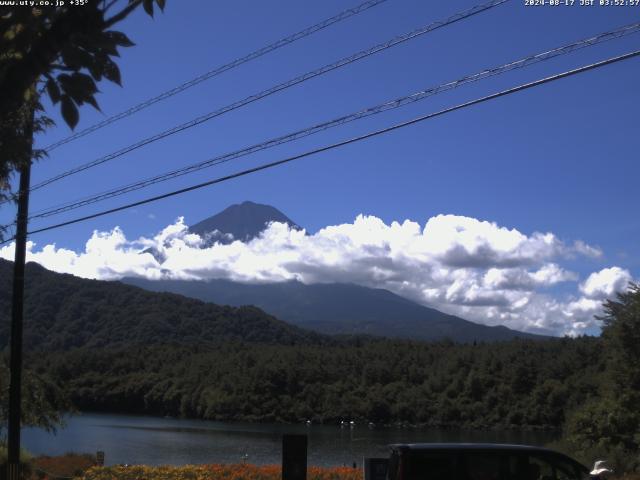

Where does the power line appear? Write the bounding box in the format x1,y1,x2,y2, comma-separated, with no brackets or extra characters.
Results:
2,48,634,243
25,21,640,221
0,223,15,243
28,0,509,193
41,0,389,153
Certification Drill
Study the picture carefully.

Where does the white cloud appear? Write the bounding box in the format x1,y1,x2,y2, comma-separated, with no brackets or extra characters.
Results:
573,240,603,258
0,213,633,337
483,263,577,291
579,266,633,299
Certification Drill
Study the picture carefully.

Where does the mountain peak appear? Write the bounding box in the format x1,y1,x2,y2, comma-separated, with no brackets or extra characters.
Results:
189,201,300,244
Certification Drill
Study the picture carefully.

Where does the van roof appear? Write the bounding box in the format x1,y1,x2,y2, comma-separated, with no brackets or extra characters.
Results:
387,443,589,474
389,443,553,452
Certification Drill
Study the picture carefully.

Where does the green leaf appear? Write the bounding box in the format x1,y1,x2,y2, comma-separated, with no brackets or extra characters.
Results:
58,73,100,110
73,32,99,54
143,0,154,17
56,73,72,91
85,95,101,112
87,56,104,82
96,34,119,57
58,74,82,105
102,57,121,86
60,95,79,130
60,45,94,69
104,30,135,47
45,78,60,105
61,46,82,69
71,72,98,95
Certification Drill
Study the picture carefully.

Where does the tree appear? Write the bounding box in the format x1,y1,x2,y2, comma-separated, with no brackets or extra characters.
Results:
0,0,166,201
563,283,640,473
0,358,71,436
0,3,166,475
600,282,640,393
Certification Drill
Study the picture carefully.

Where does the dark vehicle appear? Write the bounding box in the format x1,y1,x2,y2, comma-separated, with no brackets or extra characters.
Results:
386,443,589,480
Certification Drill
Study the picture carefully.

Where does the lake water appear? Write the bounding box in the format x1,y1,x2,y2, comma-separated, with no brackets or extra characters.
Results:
22,413,558,467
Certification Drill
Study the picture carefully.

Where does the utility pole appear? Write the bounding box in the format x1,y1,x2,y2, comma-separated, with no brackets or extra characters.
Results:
6,109,33,480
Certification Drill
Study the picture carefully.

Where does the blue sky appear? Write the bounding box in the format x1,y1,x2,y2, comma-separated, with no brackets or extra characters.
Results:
1,0,638,335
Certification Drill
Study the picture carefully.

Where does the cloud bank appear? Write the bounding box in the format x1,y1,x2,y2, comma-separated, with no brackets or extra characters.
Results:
1,214,634,336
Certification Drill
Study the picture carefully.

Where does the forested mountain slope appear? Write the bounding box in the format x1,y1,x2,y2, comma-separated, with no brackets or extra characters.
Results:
0,259,327,350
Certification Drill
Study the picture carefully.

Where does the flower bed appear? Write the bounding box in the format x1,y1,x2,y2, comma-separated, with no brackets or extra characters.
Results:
31,453,97,478
78,463,362,480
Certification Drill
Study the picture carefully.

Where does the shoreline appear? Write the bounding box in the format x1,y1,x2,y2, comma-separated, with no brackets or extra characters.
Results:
67,409,564,433
23,412,560,468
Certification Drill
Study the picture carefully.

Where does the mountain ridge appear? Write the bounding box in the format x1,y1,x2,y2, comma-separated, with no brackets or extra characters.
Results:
123,276,546,342
130,200,548,343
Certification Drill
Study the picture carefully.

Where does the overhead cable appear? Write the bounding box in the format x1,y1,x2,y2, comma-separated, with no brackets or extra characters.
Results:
29,0,509,192
41,0,390,152
26,21,640,221
3,48,634,243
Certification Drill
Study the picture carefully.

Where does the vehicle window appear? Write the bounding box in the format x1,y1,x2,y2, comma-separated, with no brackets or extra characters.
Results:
541,454,583,480
505,454,524,480
503,453,582,480
529,455,556,480
405,452,455,480
388,451,400,480
462,452,502,480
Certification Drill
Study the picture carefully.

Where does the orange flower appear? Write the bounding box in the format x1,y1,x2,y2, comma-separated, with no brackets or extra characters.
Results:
77,463,362,480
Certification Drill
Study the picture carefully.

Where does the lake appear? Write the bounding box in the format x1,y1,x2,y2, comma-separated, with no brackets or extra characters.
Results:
22,413,558,467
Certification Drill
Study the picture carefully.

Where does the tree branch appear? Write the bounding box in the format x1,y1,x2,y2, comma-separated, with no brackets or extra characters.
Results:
50,63,76,71
104,0,142,28
103,0,122,13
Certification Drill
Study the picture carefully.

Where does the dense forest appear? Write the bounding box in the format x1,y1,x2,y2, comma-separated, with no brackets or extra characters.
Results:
31,337,602,429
